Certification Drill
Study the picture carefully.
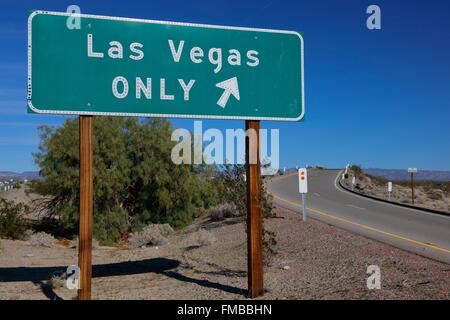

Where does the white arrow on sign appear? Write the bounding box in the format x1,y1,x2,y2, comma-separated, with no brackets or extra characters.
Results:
216,77,240,108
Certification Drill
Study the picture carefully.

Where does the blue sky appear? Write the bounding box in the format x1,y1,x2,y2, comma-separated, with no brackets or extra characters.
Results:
1,0,449,172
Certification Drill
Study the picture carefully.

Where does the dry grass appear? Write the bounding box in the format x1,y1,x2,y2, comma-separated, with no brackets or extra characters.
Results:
28,232,56,248
343,168,450,213
128,224,174,248
208,203,237,221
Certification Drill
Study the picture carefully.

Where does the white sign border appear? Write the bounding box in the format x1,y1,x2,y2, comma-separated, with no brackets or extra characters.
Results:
27,10,305,121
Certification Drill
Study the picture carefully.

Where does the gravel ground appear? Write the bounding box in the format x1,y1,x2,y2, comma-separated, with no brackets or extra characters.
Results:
0,206,448,300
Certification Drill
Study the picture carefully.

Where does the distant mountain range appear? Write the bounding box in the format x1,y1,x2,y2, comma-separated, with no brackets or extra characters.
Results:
364,168,450,182
0,171,40,181
1,168,449,182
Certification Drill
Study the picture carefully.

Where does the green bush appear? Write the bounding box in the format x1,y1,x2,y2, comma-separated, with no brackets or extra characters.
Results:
0,198,29,239
30,117,217,244
350,165,363,178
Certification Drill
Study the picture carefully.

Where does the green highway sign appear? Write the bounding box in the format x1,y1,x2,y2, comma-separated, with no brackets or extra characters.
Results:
28,11,304,121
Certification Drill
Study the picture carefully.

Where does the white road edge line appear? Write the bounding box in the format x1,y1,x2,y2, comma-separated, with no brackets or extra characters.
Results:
346,204,366,210
333,170,450,220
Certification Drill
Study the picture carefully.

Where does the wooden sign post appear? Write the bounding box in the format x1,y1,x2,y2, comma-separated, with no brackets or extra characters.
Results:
245,120,264,298
408,168,418,205
78,116,93,300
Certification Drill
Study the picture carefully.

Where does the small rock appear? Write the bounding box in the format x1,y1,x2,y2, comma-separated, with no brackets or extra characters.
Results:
24,254,33,257
282,266,290,270
155,246,159,250
140,245,146,249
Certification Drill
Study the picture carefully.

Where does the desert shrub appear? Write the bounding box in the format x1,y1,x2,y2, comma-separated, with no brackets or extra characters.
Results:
28,232,55,247
215,164,274,218
46,271,67,289
208,203,237,221
350,165,363,178
214,164,277,261
93,207,129,246
0,198,29,240
196,229,217,246
128,223,174,248
0,240,3,251
426,191,443,200
30,117,217,244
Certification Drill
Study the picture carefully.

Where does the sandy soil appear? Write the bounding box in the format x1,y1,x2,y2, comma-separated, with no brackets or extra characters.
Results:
0,205,448,300
341,172,450,213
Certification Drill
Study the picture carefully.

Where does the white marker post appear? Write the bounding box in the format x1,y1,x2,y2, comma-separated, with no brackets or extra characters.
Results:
387,181,392,201
352,176,356,191
298,168,308,221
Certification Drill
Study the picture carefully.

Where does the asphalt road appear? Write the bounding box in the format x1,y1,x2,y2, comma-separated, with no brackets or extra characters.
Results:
268,169,450,264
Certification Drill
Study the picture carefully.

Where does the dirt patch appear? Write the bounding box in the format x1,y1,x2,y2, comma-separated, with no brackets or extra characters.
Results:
0,206,448,300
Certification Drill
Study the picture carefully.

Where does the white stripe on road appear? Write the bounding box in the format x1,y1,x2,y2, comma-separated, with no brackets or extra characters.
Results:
346,204,366,210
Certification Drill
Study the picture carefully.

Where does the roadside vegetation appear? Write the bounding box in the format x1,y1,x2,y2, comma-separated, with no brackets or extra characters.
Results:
213,164,277,264
27,117,217,245
16,117,277,258
342,165,450,213
0,198,29,239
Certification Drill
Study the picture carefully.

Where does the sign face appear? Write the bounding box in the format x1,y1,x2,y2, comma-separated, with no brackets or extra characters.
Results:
408,168,418,173
298,168,307,193
387,181,392,192
28,11,304,121
352,176,356,185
